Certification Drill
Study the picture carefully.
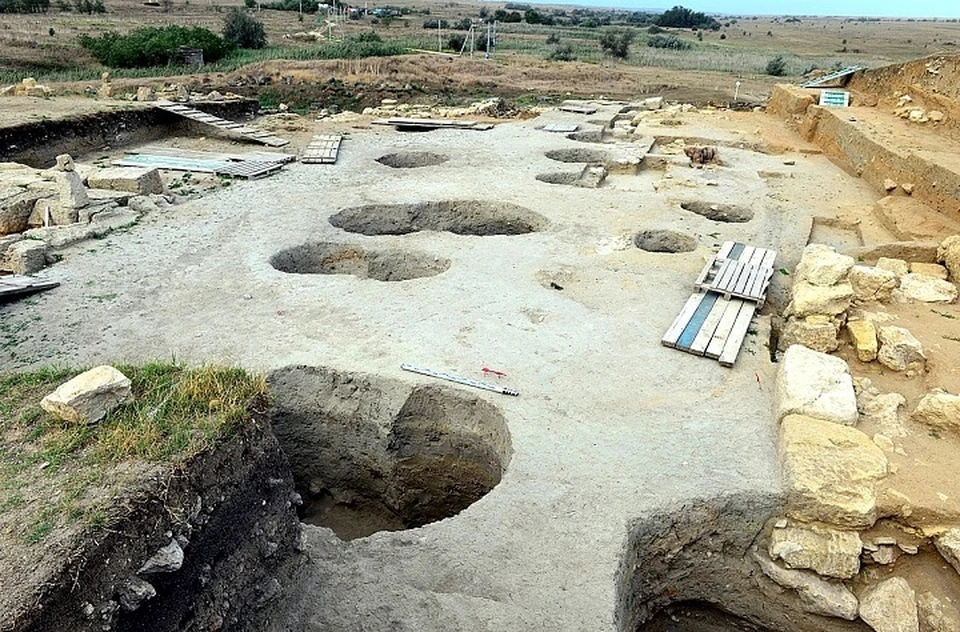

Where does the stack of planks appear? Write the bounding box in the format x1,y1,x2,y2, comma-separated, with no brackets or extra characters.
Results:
153,100,289,147
661,241,777,367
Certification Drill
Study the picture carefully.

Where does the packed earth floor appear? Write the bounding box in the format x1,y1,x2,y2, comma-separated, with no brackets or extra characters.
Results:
1,94,955,629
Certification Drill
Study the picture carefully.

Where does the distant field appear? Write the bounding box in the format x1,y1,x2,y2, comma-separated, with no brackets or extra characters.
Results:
1,0,959,100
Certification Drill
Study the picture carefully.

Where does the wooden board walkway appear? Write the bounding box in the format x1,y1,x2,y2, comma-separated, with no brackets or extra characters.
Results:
542,124,579,133
128,145,295,165
799,66,863,88
301,135,342,164
661,241,777,367
0,275,59,301
558,104,598,115
153,100,289,147
114,154,283,179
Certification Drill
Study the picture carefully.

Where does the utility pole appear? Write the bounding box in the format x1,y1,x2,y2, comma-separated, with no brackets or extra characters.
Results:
438,19,442,52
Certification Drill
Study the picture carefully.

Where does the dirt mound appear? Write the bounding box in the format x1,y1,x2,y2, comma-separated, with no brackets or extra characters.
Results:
375,152,449,168
635,229,697,253
270,242,449,281
329,200,547,236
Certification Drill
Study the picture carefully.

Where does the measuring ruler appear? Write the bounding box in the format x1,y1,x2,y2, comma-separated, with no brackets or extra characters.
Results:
401,364,519,397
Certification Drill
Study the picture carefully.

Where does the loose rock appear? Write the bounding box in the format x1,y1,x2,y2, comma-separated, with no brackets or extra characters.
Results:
896,273,958,303
918,592,960,632
909,262,949,280
912,390,960,434
876,257,910,278
779,314,840,353
138,539,185,574
40,365,132,424
3,239,47,274
937,235,960,281
753,550,858,620
117,577,156,612
859,577,919,632
850,265,900,302
877,326,926,373
788,281,855,317
847,320,879,362
934,528,960,576
795,243,855,286
768,524,862,579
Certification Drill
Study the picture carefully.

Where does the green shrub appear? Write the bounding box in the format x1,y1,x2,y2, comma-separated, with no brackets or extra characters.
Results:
646,25,663,34
545,32,560,45
261,0,318,11
599,28,634,59
647,34,690,50
765,55,786,76
447,34,465,52
0,0,50,13
548,43,576,61
655,5,719,30
351,31,382,43
79,26,231,68
223,8,267,49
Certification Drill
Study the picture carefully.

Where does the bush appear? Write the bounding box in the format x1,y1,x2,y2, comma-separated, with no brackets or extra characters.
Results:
79,26,231,68
422,18,448,29
447,34,465,51
351,31,382,43
262,0,318,11
647,34,690,50
548,43,576,61
599,28,634,59
655,5,719,30
0,0,50,13
765,55,787,76
545,32,560,45
646,25,663,34
223,8,266,49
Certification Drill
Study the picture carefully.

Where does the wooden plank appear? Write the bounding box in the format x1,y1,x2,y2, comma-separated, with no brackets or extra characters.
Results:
694,258,720,286
543,124,579,133
676,292,719,351
705,299,746,359
215,160,283,179
719,302,757,367
728,242,746,260
113,155,225,173
733,263,758,295
690,295,731,355
559,105,597,114
713,259,739,290
153,101,289,147
749,250,778,300
0,277,59,300
661,293,707,348
717,241,735,259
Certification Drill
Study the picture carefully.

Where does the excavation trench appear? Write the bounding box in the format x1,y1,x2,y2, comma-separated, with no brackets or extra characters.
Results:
329,200,547,236
545,147,611,163
266,366,512,540
680,201,754,223
635,229,697,253
270,242,449,281
618,494,868,632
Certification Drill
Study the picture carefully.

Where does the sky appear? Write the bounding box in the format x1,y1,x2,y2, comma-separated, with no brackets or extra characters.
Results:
541,0,960,18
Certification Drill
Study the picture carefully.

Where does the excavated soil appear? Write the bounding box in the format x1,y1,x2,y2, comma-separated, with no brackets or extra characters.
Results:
328,200,547,236
679,201,755,223
376,152,449,169
536,171,580,185
634,229,698,253
270,242,449,281
266,366,511,541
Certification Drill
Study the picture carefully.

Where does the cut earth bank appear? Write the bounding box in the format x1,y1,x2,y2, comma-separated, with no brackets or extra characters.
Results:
1,70,959,630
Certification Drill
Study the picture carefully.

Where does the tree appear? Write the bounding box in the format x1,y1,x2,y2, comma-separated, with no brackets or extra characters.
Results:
655,5,719,30
599,28,634,59
223,8,267,49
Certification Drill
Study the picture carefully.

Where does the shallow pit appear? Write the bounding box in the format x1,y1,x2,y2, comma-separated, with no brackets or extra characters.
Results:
267,366,512,540
809,216,864,249
635,230,697,253
270,242,449,281
545,148,610,163
329,200,547,236
536,172,580,186
680,201,754,223
567,130,606,144
376,151,449,168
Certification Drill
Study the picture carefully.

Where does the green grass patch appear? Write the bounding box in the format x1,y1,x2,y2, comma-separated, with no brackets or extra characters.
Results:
0,363,266,543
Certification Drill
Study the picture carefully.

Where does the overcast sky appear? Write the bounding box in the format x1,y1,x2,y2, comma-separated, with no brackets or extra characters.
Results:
547,0,960,18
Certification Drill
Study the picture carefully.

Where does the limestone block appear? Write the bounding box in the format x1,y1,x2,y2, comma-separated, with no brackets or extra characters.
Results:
877,326,926,373
913,390,960,434
1,190,47,234
56,170,89,209
780,314,840,353
135,86,156,102
3,239,47,274
753,550,858,620
861,392,908,437
40,365,131,424
918,592,960,632
768,524,862,579
859,577,919,632
788,281,855,317
780,414,887,528
795,243,855,286
895,273,958,304
127,195,161,215
0,233,22,260
776,345,858,425
847,320,878,362
87,167,164,195
877,257,910,277
909,262,949,280
55,154,75,172
850,265,900,302
32,198,76,226
643,96,664,110
935,529,960,576
937,235,960,281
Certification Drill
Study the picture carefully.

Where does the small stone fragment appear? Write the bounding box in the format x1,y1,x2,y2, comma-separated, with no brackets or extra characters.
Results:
55,154,75,172
117,577,156,612
40,365,132,424
850,265,900,302
913,390,960,434
859,577,918,632
896,273,958,303
877,257,910,277
884,178,899,191
901,183,915,195
934,529,960,576
779,314,840,353
939,235,960,281
4,239,47,274
768,524,862,578
795,243,855,286
138,539,184,574
753,551,858,620
909,262,949,280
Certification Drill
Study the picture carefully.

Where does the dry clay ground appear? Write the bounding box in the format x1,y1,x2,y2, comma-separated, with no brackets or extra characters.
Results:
1,99,959,628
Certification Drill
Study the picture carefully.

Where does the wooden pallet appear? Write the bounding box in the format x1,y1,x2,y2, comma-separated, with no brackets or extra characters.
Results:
115,154,284,179
215,160,284,179
661,241,777,367
302,135,342,164
128,145,295,164
558,104,598,115
153,100,289,147
0,275,59,301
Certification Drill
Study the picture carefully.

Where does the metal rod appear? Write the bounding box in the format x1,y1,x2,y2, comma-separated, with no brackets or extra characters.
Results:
401,364,519,397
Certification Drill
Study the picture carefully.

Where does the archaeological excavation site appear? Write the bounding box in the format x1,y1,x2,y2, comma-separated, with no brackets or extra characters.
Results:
3,51,960,632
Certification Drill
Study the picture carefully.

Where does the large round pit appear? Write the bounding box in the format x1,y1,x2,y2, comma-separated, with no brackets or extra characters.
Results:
270,242,449,281
329,200,547,236
376,152,449,169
